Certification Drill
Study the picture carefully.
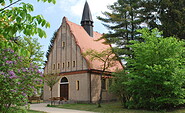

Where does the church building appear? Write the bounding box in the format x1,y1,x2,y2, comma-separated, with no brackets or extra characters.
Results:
43,1,123,103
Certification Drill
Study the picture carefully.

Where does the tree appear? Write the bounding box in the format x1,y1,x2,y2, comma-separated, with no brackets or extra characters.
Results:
0,0,56,57
125,28,185,110
17,37,45,66
46,31,57,60
109,70,130,107
0,48,43,113
44,73,60,105
97,0,144,57
142,0,185,39
0,0,56,40
83,48,118,107
0,0,56,112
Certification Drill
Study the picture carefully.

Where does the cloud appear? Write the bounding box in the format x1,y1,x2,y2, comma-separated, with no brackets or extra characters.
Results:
59,0,116,21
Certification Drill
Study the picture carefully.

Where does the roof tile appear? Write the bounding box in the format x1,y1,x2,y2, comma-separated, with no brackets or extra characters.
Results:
66,18,123,72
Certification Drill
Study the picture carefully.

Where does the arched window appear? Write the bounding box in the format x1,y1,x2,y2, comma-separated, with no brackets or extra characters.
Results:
60,77,68,84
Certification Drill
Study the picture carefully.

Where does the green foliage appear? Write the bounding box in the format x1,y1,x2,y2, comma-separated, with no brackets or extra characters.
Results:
0,40,30,57
16,37,44,66
0,0,55,112
83,48,117,71
46,31,57,60
0,0,55,40
98,0,185,59
97,0,144,57
44,73,60,105
125,28,185,110
44,73,60,91
142,0,185,39
0,48,43,112
109,71,130,107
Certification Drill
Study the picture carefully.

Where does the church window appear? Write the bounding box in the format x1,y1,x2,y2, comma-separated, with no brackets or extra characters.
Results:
62,63,65,68
53,64,55,70
60,77,68,84
67,62,70,67
58,63,60,69
62,41,65,48
102,78,107,90
76,80,79,90
73,61,75,67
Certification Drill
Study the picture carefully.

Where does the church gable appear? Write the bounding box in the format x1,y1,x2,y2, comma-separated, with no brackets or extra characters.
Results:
66,19,123,72
44,18,89,75
44,17,123,75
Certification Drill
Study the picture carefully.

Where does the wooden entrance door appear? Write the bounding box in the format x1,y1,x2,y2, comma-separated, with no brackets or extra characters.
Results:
60,84,68,100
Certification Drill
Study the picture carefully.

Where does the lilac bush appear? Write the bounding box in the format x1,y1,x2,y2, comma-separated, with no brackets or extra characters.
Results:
0,48,43,111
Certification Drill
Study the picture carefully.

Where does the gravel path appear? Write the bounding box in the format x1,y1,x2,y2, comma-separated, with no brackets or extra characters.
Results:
30,103,96,113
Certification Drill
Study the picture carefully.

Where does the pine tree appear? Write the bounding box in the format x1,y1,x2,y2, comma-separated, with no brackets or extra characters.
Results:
142,0,185,39
97,0,144,57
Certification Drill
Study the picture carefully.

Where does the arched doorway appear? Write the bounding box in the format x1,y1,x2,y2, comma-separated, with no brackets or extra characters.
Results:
60,77,69,100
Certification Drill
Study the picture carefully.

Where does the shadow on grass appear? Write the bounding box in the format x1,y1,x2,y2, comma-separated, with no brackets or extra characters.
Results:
50,101,185,113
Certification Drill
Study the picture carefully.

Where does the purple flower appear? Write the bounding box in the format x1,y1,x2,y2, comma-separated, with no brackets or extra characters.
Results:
40,74,43,77
22,93,26,96
8,71,17,79
9,75,17,79
8,71,16,76
6,60,13,64
18,69,20,73
37,70,42,74
10,49,14,53
18,56,21,59
22,68,27,72
35,66,39,69
17,82,20,85
11,90,16,92
4,56,7,59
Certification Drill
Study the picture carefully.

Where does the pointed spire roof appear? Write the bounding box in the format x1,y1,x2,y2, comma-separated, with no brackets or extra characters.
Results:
81,1,93,22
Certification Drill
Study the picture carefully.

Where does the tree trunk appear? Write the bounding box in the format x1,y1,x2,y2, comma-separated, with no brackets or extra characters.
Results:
98,68,106,108
98,74,103,107
50,88,52,105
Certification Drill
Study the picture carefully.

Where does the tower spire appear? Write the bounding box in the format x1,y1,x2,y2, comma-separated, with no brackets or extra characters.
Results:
81,1,93,37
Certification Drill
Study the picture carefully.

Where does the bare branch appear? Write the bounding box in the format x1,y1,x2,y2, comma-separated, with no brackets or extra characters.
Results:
0,0,22,12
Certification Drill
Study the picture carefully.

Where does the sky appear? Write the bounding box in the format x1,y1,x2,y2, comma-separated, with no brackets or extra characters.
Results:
24,0,117,60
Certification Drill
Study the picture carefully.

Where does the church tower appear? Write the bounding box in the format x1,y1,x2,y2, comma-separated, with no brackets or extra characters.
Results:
81,1,94,37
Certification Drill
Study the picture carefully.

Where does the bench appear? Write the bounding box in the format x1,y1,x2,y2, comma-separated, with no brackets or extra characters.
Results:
49,97,67,105
28,96,41,103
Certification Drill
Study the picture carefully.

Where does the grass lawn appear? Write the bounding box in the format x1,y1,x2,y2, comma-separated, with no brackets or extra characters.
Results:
5,107,46,113
52,102,185,113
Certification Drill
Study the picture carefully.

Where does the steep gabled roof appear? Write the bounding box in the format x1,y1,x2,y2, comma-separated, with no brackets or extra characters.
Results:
64,17,123,72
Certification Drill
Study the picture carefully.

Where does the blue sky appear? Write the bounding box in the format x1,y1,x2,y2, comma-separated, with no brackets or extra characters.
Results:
24,0,116,61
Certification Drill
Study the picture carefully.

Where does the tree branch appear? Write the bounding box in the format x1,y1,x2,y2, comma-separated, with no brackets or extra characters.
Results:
0,0,22,12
